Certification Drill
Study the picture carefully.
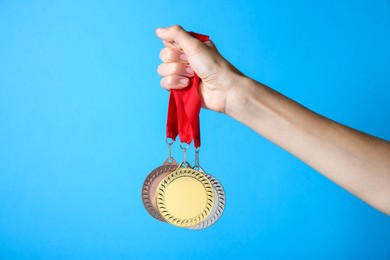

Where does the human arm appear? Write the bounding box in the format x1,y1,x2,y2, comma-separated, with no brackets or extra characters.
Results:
155,25,390,215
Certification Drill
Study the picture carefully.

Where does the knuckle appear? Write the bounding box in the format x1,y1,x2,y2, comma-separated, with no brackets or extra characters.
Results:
171,24,183,33
164,48,175,61
172,62,181,72
159,48,166,61
165,76,174,86
175,63,187,75
157,64,164,76
168,49,178,61
160,78,166,88
158,62,185,77
159,48,179,63
160,48,175,61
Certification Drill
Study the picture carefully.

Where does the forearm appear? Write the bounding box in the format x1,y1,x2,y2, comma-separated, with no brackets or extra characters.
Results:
227,75,390,215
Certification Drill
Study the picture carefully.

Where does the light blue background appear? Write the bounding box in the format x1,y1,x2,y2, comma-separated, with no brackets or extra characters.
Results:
1,0,390,259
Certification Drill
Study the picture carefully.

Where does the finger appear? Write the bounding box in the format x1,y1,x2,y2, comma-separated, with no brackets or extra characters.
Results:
159,48,188,63
160,76,190,90
156,25,204,56
157,62,194,77
163,34,214,50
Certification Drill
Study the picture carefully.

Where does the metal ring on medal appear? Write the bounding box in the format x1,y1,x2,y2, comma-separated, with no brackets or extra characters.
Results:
157,167,215,227
141,158,178,221
189,173,225,230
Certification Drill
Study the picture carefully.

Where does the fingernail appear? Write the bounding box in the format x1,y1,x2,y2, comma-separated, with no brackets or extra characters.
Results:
180,53,188,62
185,66,193,75
179,78,189,85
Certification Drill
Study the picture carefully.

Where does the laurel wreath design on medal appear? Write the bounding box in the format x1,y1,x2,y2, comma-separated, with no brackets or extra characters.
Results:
141,160,178,222
188,173,225,230
156,167,215,227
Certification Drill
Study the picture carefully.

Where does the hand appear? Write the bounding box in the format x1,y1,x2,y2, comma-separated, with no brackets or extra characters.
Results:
156,25,243,113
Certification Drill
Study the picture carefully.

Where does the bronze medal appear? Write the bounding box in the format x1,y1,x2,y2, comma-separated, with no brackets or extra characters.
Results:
141,158,178,221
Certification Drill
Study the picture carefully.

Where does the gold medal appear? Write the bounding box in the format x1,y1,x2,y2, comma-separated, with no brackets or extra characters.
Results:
156,165,215,228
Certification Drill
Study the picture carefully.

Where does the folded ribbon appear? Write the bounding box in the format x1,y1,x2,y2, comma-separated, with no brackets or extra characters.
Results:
166,32,209,148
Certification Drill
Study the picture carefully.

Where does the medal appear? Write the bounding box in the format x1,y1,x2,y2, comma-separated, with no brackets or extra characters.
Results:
142,31,226,230
141,140,178,221
188,149,225,230
156,165,215,227
156,144,215,228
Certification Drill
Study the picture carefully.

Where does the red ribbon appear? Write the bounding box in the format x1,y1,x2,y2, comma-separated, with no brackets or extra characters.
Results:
166,32,210,148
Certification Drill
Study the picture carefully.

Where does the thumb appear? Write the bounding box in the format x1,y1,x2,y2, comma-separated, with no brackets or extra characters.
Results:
155,25,205,57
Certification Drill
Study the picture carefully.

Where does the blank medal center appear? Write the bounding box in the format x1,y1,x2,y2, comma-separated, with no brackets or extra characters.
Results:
164,177,207,219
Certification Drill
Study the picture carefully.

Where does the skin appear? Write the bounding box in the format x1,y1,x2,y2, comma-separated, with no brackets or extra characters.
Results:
156,25,390,216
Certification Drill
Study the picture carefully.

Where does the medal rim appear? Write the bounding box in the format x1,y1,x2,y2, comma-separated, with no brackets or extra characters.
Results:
188,173,225,230
156,167,215,227
141,159,178,222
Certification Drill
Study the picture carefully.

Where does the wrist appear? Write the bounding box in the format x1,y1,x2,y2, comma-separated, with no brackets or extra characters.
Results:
225,74,264,120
